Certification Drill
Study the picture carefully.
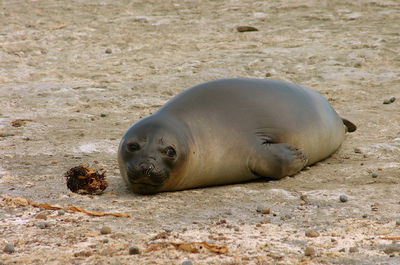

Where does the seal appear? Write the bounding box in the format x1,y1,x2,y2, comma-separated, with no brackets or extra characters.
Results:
118,78,356,194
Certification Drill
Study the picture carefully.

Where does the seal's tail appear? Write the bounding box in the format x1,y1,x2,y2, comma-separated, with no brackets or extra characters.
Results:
342,118,357,133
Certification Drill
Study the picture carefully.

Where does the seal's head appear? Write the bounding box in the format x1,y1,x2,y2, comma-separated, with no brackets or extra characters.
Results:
118,116,189,194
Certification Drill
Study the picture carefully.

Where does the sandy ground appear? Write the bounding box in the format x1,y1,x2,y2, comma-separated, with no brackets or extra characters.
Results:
1,0,400,264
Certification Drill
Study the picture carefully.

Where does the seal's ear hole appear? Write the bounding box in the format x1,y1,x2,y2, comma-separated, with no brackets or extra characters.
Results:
127,142,141,152
164,146,176,158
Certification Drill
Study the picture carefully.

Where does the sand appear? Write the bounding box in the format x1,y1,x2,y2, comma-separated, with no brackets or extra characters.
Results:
1,0,400,264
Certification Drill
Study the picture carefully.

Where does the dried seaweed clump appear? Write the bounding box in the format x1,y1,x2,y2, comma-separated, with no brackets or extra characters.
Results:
64,165,108,194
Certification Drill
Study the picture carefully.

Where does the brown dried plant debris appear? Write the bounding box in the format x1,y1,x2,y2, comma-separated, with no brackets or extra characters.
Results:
64,164,108,194
10,119,33,127
2,195,130,218
144,241,229,255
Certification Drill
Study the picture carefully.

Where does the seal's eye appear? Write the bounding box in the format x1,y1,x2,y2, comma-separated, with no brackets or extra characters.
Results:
127,142,140,152
164,146,176,158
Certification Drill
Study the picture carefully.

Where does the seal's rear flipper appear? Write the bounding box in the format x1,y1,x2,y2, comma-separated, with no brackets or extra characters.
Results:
248,143,308,180
342,118,357,133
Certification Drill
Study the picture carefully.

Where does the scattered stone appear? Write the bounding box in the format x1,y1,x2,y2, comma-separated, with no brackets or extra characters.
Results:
234,227,240,232
383,244,400,254
305,229,319,238
371,173,378,178
100,113,107,117
35,212,48,220
383,97,396,104
216,219,227,225
74,250,92,257
163,227,173,233
3,243,15,253
58,210,65,216
103,239,109,244
38,222,50,229
10,119,28,127
182,260,193,265
354,148,362,153
256,205,270,214
105,48,112,54
339,248,346,252
331,238,336,242
349,246,359,253
1,132,15,137
237,26,259,32
100,226,112,235
339,195,348,202
362,214,368,218
224,210,232,215
395,220,400,226
371,203,379,211
129,246,140,255
281,214,292,220
304,246,315,256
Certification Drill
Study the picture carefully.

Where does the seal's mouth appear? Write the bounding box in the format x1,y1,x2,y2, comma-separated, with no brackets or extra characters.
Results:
125,168,168,194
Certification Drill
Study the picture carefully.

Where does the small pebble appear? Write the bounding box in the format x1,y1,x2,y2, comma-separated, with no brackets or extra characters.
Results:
304,246,315,256
395,220,400,226
362,214,368,218
58,210,65,216
35,212,47,220
3,243,15,253
371,173,378,178
383,97,395,105
102,238,109,243
129,246,140,255
234,227,240,232
305,229,319,238
331,238,336,242
383,244,400,254
105,48,112,54
38,222,50,229
349,247,359,253
339,195,348,202
256,206,270,214
163,227,173,233
339,248,346,252
354,148,362,153
182,260,193,265
237,26,259,32
100,226,111,235
100,113,107,117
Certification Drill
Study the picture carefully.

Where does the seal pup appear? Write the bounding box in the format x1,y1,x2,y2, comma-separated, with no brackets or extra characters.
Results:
118,78,356,194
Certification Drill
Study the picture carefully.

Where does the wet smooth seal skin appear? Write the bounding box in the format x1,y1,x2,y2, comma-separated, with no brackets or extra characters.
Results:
118,78,356,194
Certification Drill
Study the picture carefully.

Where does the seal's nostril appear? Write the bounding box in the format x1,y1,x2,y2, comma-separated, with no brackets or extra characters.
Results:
139,162,154,176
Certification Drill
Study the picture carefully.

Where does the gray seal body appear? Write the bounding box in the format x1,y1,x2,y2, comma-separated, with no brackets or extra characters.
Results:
118,78,356,194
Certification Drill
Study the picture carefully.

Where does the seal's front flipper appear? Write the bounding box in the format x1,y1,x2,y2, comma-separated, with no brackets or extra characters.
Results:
248,143,308,179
